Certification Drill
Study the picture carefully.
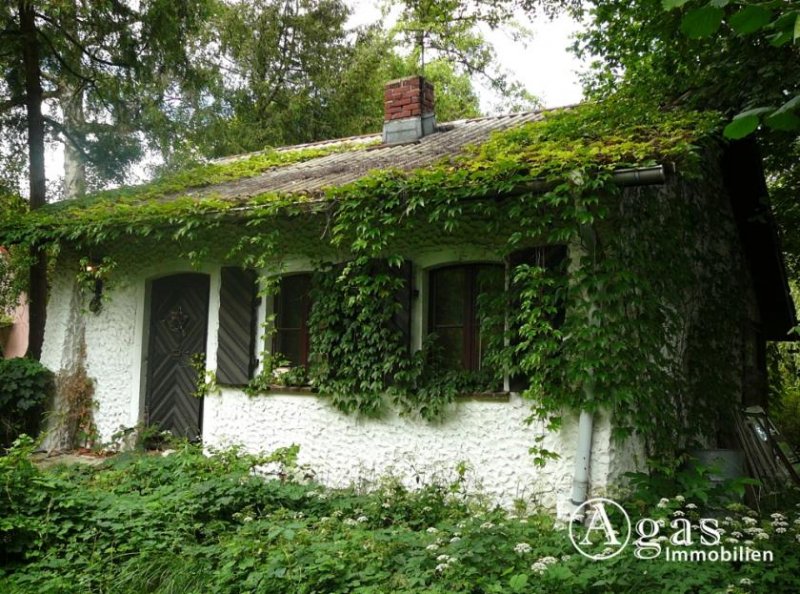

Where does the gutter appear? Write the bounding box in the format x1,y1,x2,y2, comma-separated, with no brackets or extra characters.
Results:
506,164,668,198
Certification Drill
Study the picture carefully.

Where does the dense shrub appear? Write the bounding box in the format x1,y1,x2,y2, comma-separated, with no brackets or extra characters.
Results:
0,358,53,449
1,442,800,593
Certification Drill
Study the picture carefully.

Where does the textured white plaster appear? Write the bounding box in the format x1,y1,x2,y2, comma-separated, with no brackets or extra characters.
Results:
40,249,636,508
203,388,624,510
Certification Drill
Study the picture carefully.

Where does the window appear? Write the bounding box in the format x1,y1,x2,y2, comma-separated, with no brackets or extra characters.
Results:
273,273,311,367
428,264,504,371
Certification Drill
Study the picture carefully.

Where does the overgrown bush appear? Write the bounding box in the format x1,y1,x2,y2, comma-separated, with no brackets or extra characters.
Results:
0,358,53,449
2,444,800,593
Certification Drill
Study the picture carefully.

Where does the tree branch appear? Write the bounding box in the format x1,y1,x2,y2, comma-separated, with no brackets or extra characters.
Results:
34,10,133,69
43,115,92,161
0,90,61,114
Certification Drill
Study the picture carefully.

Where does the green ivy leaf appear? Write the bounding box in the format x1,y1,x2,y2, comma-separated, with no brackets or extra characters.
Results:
729,5,773,35
723,107,773,139
680,6,724,38
765,110,800,131
662,0,691,9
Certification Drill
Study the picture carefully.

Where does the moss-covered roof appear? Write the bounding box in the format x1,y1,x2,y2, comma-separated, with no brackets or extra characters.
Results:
0,101,723,246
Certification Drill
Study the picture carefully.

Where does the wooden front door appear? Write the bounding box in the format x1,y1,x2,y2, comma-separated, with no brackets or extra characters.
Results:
145,273,210,439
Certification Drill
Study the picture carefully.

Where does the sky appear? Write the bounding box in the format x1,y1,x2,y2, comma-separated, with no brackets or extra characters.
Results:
45,4,586,191
346,2,586,111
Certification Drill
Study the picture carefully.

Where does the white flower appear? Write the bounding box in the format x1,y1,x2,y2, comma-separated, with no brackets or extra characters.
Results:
560,555,572,562
673,510,685,517
514,542,533,555
755,532,769,540
357,515,368,523
343,518,358,527
740,578,753,586
657,498,670,508
776,527,787,534
519,519,528,524
480,522,495,530
675,495,685,503
435,563,449,573
426,544,439,551
426,527,438,534
770,513,785,521
732,531,743,539
540,556,558,565
742,517,758,526
744,527,763,535
685,503,698,510
436,554,451,563
530,562,548,575
795,534,800,543
725,537,739,544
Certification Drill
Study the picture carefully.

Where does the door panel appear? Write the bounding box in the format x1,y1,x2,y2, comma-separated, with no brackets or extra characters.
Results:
145,273,210,439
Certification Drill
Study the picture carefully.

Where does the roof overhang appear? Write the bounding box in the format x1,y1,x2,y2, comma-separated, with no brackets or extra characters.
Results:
723,139,797,341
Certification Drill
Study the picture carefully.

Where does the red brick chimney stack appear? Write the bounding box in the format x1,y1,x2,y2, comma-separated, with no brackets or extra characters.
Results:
384,76,434,121
382,76,436,144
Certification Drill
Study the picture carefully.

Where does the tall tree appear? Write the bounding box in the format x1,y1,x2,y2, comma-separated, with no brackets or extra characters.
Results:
1,0,215,358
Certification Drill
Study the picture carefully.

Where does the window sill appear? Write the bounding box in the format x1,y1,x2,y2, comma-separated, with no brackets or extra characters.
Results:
243,386,511,402
455,392,510,403
268,384,316,396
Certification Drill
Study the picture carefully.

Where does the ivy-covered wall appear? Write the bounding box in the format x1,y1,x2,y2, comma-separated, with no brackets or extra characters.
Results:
9,101,769,504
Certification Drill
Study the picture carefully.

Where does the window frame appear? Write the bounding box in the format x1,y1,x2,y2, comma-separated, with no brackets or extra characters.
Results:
427,262,505,372
272,272,312,369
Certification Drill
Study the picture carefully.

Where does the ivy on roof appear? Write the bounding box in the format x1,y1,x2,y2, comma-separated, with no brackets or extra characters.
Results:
0,100,721,247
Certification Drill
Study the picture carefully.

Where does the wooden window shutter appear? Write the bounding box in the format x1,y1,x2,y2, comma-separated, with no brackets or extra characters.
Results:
366,259,414,351
390,260,414,351
508,245,567,392
216,267,259,385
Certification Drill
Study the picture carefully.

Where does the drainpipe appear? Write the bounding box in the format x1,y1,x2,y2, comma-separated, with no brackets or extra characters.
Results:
571,410,594,504
570,221,600,506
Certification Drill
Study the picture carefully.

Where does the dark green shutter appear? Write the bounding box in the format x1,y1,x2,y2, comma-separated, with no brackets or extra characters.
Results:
217,267,259,385
508,245,567,392
390,260,414,351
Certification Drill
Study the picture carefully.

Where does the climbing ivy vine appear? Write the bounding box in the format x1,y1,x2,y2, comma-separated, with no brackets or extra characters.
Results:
0,99,742,464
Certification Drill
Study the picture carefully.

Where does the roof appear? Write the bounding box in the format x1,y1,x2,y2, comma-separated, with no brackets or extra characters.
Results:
181,111,546,202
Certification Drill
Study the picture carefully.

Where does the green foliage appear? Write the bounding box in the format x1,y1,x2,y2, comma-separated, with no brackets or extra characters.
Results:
2,447,800,593
661,0,800,138
0,359,54,449
190,354,219,400
0,99,735,460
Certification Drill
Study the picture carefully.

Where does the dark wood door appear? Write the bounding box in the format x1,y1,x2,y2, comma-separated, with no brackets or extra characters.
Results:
145,273,210,439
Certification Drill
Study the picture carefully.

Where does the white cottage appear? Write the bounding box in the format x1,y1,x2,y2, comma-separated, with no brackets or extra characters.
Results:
26,78,795,514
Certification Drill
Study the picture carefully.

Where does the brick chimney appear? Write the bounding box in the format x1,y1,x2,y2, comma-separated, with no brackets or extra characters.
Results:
382,75,435,144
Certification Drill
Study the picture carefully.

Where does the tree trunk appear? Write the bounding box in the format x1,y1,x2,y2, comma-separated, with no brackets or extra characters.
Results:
62,86,87,199
19,0,48,360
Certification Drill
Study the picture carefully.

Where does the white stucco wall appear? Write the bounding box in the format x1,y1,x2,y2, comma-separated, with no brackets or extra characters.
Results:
40,253,641,513
203,389,627,512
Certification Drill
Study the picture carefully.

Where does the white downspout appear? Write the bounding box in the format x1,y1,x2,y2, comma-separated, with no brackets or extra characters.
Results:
571,222,598,505
571,409,594,504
